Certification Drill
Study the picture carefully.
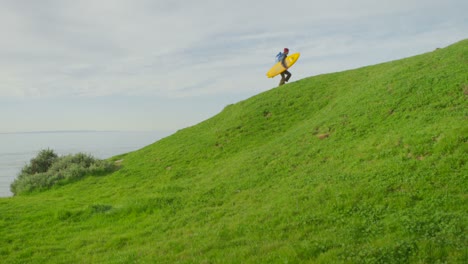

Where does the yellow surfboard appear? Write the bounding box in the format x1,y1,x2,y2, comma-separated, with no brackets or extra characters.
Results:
266,52,300,78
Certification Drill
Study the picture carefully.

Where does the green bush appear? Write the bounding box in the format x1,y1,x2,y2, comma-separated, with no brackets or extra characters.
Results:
10,149,116,195
20,149,58,175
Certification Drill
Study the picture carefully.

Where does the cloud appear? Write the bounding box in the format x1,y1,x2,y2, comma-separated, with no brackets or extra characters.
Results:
0,0,466,101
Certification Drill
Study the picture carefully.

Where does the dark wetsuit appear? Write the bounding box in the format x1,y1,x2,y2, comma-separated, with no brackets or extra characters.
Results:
279,55,292,86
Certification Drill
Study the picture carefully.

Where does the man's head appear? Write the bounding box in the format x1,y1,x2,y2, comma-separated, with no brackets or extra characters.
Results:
284,48,289,54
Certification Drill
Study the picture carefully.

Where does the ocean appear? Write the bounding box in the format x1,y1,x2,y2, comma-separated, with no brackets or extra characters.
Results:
0,131,173,197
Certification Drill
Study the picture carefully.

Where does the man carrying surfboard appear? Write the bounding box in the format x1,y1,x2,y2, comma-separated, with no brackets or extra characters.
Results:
266,48,300,85
278,48,292,86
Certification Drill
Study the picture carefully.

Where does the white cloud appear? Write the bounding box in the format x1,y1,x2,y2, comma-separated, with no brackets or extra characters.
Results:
0,0,467,131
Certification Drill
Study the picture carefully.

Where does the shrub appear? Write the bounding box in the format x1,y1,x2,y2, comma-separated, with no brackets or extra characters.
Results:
10,149,116,195
20,148,58,175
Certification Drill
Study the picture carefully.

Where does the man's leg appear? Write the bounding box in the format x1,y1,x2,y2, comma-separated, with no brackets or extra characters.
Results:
284,70,292,82
279,72,286,86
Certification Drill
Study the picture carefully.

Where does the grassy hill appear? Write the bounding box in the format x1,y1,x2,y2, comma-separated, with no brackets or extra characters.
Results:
1,40,467,263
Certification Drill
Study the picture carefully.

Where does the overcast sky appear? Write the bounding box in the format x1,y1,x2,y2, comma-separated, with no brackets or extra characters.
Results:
1,0,466,133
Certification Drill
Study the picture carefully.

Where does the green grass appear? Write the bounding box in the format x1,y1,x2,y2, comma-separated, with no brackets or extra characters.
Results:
1,39,467,263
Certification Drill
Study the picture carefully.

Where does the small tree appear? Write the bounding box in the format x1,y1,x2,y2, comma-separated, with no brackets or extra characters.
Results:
22,149,58,175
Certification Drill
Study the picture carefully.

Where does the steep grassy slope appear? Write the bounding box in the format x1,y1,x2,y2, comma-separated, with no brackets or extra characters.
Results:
0,40,467,263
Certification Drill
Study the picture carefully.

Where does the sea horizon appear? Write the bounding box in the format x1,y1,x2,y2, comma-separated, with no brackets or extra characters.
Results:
0,129,170,134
